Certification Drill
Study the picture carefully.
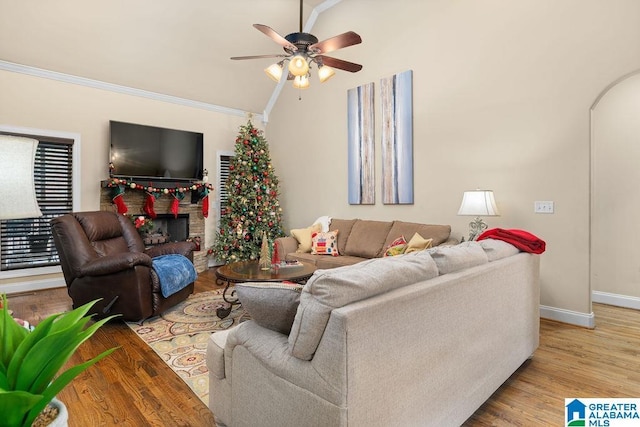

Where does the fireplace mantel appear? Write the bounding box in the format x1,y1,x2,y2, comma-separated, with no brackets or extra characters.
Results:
100,183,207,272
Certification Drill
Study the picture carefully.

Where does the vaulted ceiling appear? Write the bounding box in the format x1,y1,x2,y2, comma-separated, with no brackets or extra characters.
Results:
0,0,337,114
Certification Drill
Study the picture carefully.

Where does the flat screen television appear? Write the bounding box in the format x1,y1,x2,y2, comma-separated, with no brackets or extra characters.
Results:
110,121,204,181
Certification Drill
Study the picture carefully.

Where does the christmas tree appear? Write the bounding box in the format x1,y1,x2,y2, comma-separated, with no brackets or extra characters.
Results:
210,121,284,263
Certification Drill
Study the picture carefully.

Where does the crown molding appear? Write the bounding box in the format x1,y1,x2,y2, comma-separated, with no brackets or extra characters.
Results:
0,59,262,122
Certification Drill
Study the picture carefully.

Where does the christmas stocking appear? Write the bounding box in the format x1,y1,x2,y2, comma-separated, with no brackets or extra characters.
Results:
200,187,209,218
170,190,185,218
144,190,159,219
111,185,128,214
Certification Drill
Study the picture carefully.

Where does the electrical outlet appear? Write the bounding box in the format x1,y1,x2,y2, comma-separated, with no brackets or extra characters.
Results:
534,201,554,214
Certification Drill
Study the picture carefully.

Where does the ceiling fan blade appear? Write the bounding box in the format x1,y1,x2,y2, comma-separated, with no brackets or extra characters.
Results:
317,55,363,73
310,31,362,54
253,24,297,51
230,54,288,60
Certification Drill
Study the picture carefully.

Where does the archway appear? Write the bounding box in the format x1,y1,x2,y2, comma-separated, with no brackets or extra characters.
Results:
590,70,640,309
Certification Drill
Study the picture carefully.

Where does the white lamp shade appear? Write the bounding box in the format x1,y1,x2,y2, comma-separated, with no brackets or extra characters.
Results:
288,55,309,77
264,62,283,82
457,190,500,216
318,65,336,83
292,74,310,89
0,135,43,220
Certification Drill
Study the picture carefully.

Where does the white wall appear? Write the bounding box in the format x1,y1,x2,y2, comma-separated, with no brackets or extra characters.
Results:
265,0,640,321
592,72,640,299
0,69,255,290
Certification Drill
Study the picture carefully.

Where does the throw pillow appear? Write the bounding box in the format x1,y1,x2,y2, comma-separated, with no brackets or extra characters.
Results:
311,230,340,256
291,223,322,253
404,232,433,254
384,236,407,257
235,282,303,335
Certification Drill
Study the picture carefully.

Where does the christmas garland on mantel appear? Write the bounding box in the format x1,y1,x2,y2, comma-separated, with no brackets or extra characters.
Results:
106,178,214,219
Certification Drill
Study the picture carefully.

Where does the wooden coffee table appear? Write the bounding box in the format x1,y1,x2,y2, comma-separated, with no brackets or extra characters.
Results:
214,260,316,318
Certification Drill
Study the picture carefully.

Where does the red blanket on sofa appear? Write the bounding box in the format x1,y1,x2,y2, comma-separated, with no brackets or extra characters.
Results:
477,228,546,254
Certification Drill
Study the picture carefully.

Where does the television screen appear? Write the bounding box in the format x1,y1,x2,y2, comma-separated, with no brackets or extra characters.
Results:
110,121,203,181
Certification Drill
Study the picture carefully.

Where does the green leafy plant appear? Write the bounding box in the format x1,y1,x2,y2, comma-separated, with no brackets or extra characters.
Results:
0,294,118,427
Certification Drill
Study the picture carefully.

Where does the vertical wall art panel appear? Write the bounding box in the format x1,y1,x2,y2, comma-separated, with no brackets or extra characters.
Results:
381,70,413,204
347,82,375,205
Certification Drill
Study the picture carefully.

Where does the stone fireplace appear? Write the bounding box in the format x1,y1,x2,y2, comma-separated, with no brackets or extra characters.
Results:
100,182,208,272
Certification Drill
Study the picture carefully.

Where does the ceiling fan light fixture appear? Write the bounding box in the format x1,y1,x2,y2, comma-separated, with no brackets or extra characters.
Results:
264,61,284,82
288,54,309,77
318,65,336,83
292,74,310,89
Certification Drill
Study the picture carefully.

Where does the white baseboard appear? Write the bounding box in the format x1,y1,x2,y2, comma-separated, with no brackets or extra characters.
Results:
2,277,66,294
540,305,595,328
592,291,640,310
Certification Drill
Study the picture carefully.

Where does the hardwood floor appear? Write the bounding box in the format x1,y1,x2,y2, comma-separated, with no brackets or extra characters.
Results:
7,272,640,426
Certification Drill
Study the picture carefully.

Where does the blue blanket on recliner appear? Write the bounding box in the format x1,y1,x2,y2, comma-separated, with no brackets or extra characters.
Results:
152,254,198,298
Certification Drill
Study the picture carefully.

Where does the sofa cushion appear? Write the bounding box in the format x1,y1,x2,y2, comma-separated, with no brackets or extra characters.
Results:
285,252,318,265
291,223,322,253
380,221,451,257
404,232,433,254
311,231,339,256
235,282,303,335
344,220,393,258
428,241,488,275
288,251,439,360
329,219,357,255
479,238,520,261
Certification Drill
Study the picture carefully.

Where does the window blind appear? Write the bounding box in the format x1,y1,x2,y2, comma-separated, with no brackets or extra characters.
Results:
1,140,73,271
219,154,233,217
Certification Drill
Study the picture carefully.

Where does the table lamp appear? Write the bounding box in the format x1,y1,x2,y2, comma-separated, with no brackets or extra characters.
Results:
457,190,499,241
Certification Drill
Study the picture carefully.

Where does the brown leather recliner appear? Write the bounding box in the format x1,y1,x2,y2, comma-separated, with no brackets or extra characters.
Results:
50,211,197,322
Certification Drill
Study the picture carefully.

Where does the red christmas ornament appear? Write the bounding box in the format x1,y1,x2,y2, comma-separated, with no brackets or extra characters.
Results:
229,165,235,171
268,221,273,227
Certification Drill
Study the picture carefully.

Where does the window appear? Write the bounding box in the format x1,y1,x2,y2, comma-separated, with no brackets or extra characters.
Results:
217,151,234,226
0,128,78,275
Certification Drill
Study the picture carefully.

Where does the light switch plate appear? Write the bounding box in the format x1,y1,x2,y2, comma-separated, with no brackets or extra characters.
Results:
534,201,554,214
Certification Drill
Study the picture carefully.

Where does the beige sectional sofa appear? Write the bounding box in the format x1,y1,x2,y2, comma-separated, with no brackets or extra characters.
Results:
207,240,540,427
274,218,454,269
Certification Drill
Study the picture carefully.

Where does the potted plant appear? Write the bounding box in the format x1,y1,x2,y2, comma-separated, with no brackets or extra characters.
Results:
0,294,118,427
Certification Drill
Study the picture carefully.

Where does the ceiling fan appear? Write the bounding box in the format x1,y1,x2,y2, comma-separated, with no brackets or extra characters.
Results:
231,0,363,89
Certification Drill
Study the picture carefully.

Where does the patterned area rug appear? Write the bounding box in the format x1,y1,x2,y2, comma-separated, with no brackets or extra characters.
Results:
126,288,248,406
